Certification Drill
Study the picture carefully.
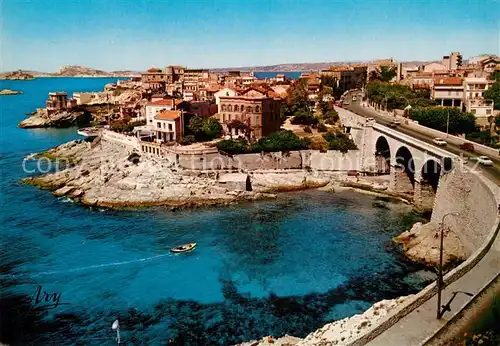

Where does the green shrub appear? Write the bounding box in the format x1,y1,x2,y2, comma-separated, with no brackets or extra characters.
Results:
322,131,358,153
291,110,318,126
317,123,328,132
410,107,476,134
179,135,196,145
323,110,339,125
217,138,250,155
252,130,310,153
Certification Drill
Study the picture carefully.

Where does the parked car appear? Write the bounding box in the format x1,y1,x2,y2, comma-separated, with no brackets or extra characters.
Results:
476,156,494,166
366,117,375,122
433,138,447,146
459,143,475,152
388,121,399,128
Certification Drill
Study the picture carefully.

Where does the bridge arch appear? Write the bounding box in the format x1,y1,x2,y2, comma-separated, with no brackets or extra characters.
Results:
421,159,441,192
375,136,391,174
393,146,415,193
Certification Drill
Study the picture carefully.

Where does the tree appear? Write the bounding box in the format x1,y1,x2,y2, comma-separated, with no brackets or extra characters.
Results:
187,116,222,141
252,130,310,153
369,66,398,82
322,131,358,153
484,81,500,110
323,110,339,125
286,79,312,113
410,107,477,135
290,109,318,126
203,118,223,139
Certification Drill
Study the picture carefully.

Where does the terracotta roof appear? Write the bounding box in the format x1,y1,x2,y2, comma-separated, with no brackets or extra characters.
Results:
148,99,175,106
433,77,463,86
241,86,269,96
155,110,181,120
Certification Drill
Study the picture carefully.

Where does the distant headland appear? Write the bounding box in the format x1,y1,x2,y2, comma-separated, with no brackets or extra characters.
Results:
0,65,140,79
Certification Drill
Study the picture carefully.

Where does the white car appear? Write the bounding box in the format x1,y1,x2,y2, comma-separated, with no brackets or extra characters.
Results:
433,138,447,146
476,156,493,166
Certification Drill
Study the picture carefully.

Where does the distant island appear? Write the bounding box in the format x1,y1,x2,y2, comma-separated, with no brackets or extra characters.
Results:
0,70,35,80
0,65,140,79
0,60,439,78
0,89,23,95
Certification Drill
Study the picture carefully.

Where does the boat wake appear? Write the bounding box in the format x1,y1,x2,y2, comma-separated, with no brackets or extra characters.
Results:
21,253,173,278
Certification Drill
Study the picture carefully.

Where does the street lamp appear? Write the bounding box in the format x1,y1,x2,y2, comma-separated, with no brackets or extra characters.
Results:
436,212,460,319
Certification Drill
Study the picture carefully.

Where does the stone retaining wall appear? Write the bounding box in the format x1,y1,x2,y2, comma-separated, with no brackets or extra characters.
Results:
347,168,500,346
102,129,140,150
176,150,361,171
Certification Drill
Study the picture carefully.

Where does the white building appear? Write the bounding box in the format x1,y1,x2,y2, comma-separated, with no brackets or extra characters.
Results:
145,99,175,127
153,110,181,142
463,77,494,117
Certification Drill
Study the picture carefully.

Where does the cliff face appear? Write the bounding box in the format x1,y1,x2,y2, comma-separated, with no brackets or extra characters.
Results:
18,109,85,128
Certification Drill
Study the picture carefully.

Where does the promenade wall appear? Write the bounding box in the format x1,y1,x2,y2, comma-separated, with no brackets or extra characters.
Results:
177,150,361,171
102,130,140,150
349,168,500,345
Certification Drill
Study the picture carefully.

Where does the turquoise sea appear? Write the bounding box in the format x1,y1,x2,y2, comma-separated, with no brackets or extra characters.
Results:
0,78,429,345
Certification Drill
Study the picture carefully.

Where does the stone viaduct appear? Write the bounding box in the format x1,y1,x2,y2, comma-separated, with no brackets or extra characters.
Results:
340,110,455,211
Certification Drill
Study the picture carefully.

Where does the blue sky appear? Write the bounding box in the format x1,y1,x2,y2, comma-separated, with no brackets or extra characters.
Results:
1,0,498,72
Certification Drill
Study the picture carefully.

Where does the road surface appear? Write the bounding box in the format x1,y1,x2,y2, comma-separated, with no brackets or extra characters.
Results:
343,95,500,185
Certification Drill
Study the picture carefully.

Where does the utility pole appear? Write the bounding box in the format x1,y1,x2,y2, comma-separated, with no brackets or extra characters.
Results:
436,212,460,319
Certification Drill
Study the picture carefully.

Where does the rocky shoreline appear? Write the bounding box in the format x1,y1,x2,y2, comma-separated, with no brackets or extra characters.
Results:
21,138,442,346
19,108,86,128
21,139,334,209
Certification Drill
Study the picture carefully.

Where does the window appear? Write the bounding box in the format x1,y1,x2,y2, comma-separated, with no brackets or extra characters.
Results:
168,124,173,131
471,109,476,114
228,105,232,112
222,104,227,111
228,114,232,121
256,115,260,124
157,122,161,128
456,91,459,96
448,91,451,96
255,105,260,113
234,105,239,112
247,106,252,113
222,114,225,122
486,109,492,115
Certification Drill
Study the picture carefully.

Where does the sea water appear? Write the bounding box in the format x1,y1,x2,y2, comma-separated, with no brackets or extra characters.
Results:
0,78,429,345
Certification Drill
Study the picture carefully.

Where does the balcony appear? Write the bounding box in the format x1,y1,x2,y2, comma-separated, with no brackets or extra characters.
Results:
467,99,494,107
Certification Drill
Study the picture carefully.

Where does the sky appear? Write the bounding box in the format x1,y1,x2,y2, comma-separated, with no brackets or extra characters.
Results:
1,0,499,72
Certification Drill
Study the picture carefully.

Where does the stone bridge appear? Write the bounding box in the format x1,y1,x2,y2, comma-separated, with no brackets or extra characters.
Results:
343,114,455,211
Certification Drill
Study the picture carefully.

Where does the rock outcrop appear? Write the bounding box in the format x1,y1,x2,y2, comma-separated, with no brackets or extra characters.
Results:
22,139,328,208
0,89,23,95
240,296,414,346
393,221,467,268
19,109,84,128
296,296,413,346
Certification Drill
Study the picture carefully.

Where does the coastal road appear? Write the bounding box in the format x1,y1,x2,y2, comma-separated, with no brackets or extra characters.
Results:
343,95,500,185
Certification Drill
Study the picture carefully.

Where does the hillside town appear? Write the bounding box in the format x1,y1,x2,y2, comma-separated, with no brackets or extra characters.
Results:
18,51,500,156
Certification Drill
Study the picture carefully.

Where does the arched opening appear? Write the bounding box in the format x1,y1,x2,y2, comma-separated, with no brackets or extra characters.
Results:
419,159,441,211
375,136,391,174
421,160,441,192
394,146,415,193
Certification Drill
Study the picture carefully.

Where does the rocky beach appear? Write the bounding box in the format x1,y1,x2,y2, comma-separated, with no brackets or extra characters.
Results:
22,139,334,208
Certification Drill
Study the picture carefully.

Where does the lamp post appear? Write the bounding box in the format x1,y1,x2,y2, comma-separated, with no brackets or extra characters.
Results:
436,212,460,319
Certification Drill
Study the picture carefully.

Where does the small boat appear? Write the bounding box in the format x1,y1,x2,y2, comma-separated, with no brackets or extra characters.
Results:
171,243,197,253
